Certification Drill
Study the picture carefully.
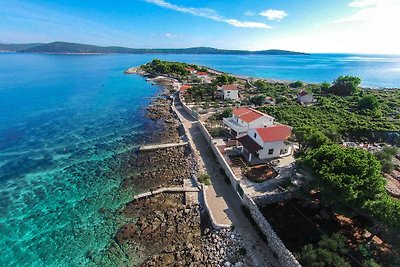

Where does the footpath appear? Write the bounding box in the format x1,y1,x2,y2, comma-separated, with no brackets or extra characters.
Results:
173,97,280,267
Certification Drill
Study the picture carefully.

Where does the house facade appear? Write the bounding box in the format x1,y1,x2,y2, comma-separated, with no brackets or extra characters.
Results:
223,107,274,138
297,91,315,104
240,125,292,160
195,72,211,83
218,84,240,100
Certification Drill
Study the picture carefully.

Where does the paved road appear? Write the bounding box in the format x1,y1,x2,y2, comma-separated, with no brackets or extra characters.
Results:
173,98,280,267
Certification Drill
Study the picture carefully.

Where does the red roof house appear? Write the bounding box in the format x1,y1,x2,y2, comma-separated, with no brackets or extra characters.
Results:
179,84,192,94
255,125,292,142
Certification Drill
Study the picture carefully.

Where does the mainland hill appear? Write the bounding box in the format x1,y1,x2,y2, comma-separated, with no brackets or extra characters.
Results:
2,41,308,55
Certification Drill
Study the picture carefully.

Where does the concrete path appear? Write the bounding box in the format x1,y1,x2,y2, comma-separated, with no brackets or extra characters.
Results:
139,142,188,151
173,97,280,267
133,186,199,201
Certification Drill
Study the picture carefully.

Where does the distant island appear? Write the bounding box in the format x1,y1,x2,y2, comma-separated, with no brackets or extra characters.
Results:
0,43,44,52
0,41,308,55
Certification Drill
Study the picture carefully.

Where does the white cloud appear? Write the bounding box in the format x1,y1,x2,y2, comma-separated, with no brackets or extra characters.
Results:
348,0,398,8
257,0,400,54
244,10,255,16
259,9,288,21
336,0,400,23
164,33,178,38
144,0,271,29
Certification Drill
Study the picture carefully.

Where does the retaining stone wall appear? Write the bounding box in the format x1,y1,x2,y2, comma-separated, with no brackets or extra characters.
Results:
253,191,293,207
243,194,301,267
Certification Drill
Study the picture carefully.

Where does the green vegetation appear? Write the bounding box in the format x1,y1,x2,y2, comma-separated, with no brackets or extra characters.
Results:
303,145,386,209
374,146,399,173
185,84,217,103
296,233,351,267
249,95,265,106
198,173,211,185
210,127,224,137
364,196,400,230
141,59,192,76
211,108,233,120
302,144,400,231
213,74,237,85
359,95,379,110
260,91,400,143
328,76,362,96
294,126,332,152
290,80,305,88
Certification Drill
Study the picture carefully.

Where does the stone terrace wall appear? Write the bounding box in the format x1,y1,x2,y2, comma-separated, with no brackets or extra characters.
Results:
198,122,238,188
181,101,200,120
242,194,301,267
253,191,293,207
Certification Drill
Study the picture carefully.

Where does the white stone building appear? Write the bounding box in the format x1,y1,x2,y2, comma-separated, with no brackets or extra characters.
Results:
223,107,274,138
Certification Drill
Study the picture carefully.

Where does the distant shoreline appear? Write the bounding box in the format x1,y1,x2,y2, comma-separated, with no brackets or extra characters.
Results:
125,65,400,91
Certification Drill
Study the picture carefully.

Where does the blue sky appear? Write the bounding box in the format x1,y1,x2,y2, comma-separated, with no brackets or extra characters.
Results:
1,0,399,53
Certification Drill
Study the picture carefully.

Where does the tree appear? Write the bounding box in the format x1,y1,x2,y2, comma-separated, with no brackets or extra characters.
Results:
213,74,236,85
364,196,400,230
374,146,398,173
320,82,331,93
290,80,304,88
303,145,386,208
294,126,331,152
254,79,268,90
221,108,232,118
359,95,379,110
249,95,265,106
330,76,361,96
296,233,351,267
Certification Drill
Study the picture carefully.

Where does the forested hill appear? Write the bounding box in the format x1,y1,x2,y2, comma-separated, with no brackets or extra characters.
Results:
0,43,44,52
14,41,308,55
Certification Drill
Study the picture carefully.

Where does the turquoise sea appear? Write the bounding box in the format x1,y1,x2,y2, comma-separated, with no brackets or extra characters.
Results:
0,53,400,266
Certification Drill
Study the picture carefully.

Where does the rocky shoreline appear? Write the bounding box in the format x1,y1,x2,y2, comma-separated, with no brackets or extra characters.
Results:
97,77,250,266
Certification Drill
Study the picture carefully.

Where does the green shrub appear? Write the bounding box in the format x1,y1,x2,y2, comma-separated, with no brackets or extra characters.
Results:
198,173,211,185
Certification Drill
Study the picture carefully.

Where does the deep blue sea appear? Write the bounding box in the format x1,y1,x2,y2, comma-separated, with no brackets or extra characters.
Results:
0,52,399,266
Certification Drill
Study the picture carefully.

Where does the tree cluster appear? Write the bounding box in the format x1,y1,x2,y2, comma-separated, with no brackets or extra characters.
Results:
213,74,236,85
326,76,361,96
142,59,192,76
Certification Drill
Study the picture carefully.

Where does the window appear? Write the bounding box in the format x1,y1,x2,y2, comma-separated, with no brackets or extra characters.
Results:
254,133,257,138
227,91,230,94
268,149,274,155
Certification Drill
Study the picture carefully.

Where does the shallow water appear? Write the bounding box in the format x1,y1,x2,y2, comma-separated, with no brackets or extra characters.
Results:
0,52,399,266
0,54,159,266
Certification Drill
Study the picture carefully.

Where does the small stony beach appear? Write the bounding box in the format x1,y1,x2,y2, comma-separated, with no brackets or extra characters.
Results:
94,74,250,266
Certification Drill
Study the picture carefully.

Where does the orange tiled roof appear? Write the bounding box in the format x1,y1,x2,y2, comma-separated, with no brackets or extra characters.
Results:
232,107,268,123
196,72,208,75
256,125,292,142
222,84,238,91
180,84,192,92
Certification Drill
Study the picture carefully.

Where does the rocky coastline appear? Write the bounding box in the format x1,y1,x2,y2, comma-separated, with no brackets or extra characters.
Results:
97,75,250,266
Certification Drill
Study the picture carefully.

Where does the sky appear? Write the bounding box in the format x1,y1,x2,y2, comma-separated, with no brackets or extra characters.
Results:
1,0,400,54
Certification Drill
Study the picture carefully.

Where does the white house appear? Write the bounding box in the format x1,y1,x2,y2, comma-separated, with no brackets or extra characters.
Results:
238,125,292,161
223,107,274,138
195,71,211,83
297,91,315,105
264,96,275,105
218,84,240,100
